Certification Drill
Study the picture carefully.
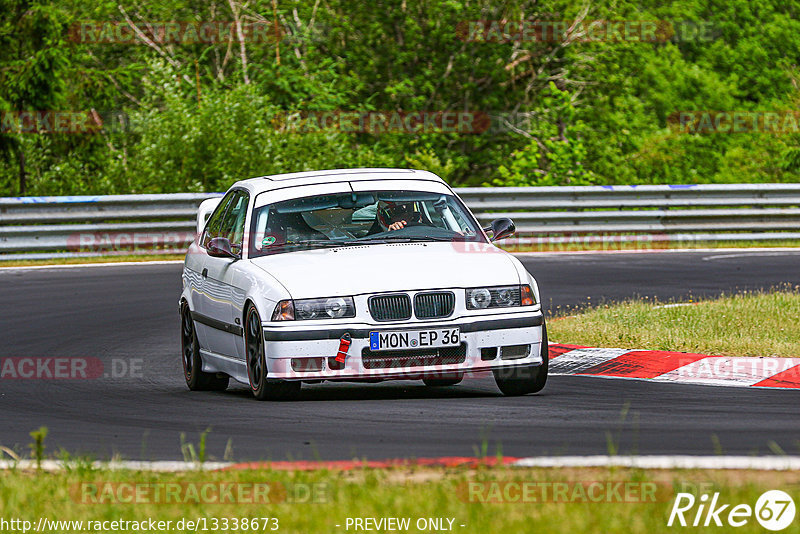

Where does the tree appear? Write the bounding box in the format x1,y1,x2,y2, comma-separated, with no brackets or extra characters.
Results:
0,0,69,195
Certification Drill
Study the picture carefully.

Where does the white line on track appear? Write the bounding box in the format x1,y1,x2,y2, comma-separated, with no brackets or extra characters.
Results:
0,460,230,471
0,260,183,271
701,250,800,261
4,456,800,471
512,455,800,470
513,247,800,257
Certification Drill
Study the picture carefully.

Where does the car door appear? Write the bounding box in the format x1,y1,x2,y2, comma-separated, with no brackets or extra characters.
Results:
196,189,249,358
190,191,234,348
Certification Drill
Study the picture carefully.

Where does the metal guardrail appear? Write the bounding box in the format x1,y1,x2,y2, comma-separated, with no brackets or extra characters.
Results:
0,193,221,257
1,184,799,259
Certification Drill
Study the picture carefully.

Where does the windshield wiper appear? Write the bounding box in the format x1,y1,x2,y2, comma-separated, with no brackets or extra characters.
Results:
268,239,352,250
268,238,409,250
377,235,455,242
267,236,456,252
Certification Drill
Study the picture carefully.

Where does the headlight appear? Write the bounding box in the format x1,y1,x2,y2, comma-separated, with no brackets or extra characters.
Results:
324,297,349,318
468,288,492,309
466,285,536,309
272,297,356,321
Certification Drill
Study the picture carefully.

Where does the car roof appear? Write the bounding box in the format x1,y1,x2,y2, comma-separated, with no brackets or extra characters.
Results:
232,168,446,194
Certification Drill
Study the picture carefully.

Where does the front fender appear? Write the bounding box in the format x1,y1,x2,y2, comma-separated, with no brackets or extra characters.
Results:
506,253,542,308
238,262,292,324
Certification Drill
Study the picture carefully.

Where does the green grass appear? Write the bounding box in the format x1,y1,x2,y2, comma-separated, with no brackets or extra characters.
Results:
0,254,184,268
1,466,798,533
549,288,800,357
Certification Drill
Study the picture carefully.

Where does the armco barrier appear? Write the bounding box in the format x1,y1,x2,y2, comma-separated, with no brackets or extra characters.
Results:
0,193,220,257
1,184,799,259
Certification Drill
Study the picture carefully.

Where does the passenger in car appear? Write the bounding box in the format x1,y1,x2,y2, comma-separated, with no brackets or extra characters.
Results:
265,210,328,243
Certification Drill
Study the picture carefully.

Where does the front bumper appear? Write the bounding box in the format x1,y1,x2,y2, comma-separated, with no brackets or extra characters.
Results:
262,311,545,380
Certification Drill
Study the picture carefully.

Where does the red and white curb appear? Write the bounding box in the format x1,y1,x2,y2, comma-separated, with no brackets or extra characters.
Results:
3,456,800,472
549,344,800,389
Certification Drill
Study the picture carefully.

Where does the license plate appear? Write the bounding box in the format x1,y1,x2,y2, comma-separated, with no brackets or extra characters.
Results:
369,328,460,351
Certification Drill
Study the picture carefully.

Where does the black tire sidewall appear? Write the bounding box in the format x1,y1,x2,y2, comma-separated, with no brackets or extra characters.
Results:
182,304,202,389
245,304,268,398
493,320,548,395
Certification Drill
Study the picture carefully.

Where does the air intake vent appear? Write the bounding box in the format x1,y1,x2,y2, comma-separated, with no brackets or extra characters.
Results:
361,344,467,369
291,357,324,372
500,344,531,360
368,294,412,321
414,291,455,319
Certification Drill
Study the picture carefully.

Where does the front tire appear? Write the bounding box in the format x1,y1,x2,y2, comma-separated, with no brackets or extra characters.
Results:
493,322,548,396
181,303,229,391
245,304,301,401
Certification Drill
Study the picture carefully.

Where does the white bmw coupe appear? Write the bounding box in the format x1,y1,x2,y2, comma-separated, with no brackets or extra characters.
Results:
180,168,547,400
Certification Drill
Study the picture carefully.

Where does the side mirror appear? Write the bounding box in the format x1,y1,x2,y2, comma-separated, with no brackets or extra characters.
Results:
483,218,515,242
207,237,240,260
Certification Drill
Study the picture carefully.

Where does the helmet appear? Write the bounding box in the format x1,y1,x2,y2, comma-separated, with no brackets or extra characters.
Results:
376,201,417,231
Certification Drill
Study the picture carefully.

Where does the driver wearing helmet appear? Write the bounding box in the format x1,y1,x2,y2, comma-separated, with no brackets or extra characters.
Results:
376,200,421,231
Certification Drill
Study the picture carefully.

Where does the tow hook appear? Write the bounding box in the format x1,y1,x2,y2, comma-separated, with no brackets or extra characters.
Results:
331,333,352,370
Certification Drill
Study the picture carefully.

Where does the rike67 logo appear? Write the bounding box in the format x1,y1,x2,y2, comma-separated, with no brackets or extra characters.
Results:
668,490,796,531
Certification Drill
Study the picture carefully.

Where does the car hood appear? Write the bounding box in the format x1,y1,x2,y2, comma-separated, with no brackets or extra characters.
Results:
249,242,521,299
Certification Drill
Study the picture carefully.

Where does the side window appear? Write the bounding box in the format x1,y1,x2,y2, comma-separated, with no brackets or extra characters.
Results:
217,191,249,252
202,192,236,248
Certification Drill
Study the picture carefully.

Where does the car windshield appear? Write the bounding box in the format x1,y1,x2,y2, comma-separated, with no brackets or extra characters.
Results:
248,190,485,257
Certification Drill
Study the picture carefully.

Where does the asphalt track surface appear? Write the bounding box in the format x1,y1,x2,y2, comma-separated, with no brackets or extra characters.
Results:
1,250,799,461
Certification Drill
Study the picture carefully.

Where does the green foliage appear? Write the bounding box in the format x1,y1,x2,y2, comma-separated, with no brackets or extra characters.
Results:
28,426,48,470
180,427,212,465
0,0,71,194
495,83,594,186
404,147,462,181
1,0,800,195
